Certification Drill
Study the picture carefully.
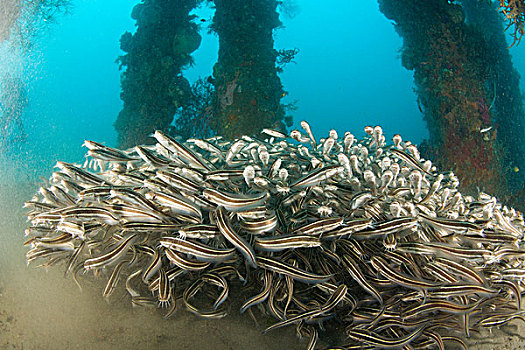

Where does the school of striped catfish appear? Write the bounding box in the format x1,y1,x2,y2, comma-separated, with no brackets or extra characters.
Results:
23,121,525,349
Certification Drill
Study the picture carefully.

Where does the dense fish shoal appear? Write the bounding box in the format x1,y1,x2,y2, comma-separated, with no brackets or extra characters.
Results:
22,122,525,349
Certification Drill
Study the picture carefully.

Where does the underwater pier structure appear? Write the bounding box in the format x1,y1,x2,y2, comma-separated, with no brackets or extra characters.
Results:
114,0,201,148
379,0,525,209
208,0,289,139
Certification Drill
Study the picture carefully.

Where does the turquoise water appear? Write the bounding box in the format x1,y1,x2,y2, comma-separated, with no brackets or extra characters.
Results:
1,1,525,349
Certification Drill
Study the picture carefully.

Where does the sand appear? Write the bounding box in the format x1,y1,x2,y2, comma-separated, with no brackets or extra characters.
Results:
1,181,524,349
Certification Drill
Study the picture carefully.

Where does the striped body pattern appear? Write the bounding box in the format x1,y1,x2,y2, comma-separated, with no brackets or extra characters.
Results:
24,122,525,349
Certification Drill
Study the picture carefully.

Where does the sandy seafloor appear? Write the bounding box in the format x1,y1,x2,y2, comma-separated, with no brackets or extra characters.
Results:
1,181,525,350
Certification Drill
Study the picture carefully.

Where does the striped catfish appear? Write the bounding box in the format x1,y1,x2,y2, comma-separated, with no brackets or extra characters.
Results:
159,236,236,262
215,206,257,268
84,234,138,270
